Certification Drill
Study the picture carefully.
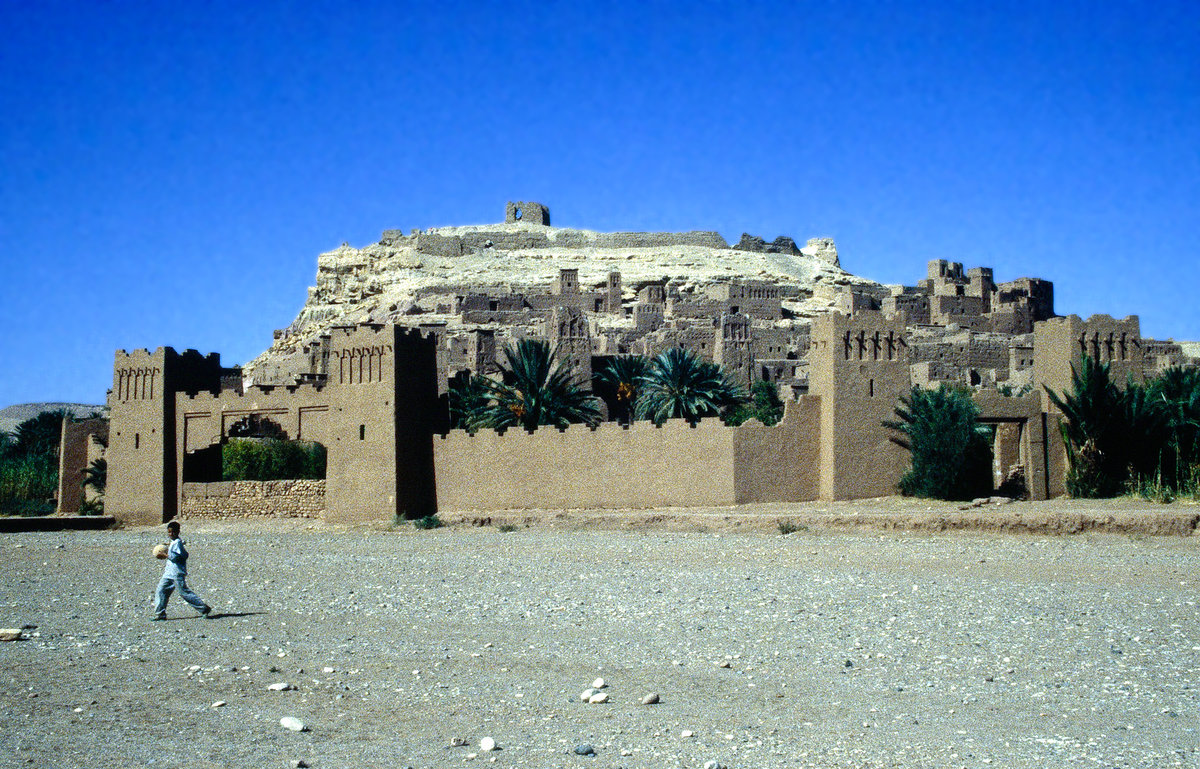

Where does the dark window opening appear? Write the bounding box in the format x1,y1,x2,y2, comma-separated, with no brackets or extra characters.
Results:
359,424,366,441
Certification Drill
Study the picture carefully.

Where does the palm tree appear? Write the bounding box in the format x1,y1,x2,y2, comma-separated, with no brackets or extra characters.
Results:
468,339,600,431
1044,355,1168,497
885,383,992,500
724,380,785,426
633,347,744,425
12,409,69,459
447,373,494,430
593,355,649,424
1148,366,1200,487
82,457,107,496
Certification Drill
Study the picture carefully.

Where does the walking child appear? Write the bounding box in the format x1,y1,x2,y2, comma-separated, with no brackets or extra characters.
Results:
152,520,213,620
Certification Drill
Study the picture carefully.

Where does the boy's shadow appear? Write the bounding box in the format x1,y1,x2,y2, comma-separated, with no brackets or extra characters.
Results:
160,611,265,621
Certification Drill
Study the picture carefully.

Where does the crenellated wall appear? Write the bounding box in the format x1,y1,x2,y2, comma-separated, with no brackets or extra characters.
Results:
107,347,227,525
103,307,1153,525
435,419,739,511
433,399,823,512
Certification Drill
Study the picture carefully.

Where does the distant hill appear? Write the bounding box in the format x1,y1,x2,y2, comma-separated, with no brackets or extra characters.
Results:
0,403,104,436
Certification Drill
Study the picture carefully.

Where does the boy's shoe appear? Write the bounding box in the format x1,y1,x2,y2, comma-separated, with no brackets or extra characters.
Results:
201,607,215,618
151,613,166,621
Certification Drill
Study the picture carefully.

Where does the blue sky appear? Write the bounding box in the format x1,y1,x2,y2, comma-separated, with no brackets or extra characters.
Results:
2,0,1197,408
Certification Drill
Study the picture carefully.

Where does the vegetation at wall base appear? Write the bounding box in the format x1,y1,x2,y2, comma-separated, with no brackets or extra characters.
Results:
1047,358,1199,499
777,519,807,535
222,439,327,481
885,383,993,501
1127,466,1200,504
0,410,68,516
412,514,443,530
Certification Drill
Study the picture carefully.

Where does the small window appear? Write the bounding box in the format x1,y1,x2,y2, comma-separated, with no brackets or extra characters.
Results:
868,379,875,397
134,433,140,450
359,425,366,441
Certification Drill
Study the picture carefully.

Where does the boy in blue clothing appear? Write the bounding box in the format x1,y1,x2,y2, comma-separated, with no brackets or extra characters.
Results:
152,520,213,620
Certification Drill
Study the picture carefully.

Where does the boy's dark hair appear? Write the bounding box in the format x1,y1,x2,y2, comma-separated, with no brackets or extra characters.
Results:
166,521,180,533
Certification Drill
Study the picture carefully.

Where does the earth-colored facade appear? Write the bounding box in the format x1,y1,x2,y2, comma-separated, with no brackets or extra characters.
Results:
62,204,1196,524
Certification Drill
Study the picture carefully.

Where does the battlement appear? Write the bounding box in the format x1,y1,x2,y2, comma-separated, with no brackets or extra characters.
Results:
180,381,328,405
114,347,165,363
1038,313,1139,330
438,414,747,441
113,347,221,365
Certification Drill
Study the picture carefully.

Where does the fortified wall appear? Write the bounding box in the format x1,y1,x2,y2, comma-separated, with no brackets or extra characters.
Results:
434,397,823,511
95,199,1194,522
103,309,1157,523
106,326,440,525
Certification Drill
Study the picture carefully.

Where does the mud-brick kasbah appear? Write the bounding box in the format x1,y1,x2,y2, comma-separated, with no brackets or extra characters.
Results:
56,202,1199,525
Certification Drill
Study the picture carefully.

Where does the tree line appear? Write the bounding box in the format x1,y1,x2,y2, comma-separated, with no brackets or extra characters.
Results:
0,410,104,516
886,357,1200,502
447,339,784,432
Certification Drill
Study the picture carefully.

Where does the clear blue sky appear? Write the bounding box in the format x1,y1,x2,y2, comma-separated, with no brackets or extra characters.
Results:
2,0,1197,408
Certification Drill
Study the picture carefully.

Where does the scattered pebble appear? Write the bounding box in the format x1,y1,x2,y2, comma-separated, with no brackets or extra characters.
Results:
268,682,295,691
640,692,660,705
279,717,306,732
573,743,596,756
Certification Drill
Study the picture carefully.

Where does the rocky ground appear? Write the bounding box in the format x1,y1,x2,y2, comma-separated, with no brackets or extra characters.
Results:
1,504,1198,768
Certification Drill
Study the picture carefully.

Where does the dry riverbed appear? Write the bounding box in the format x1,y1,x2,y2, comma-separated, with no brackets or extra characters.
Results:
1,501,1198,768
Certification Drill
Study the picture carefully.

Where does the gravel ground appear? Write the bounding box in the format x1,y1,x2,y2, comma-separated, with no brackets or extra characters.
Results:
0,514,1198,768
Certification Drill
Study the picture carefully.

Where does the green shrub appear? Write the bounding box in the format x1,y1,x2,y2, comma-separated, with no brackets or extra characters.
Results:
777,519,807,535
0,452,57,515
885,383,993,501
724,381,785,427
0,410,65,516
412,514,443,530
222,439,326,481
1044,357,1198,498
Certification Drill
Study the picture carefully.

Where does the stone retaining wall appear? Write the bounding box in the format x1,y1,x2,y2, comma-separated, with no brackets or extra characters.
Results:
180,480,325,519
